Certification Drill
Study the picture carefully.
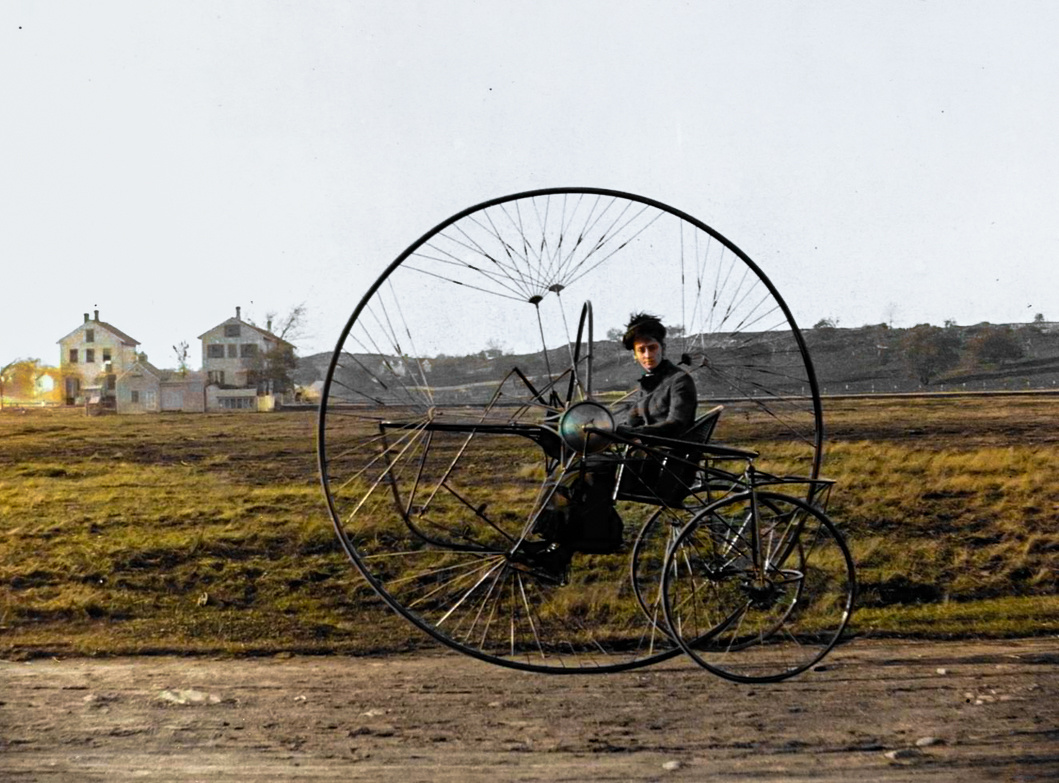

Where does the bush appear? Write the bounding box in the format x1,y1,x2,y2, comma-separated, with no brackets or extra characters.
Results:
900,324,961,385
968,326,1024,366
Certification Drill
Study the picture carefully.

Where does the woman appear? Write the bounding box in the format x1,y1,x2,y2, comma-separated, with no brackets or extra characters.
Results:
522,313,699,580
619,312,698,438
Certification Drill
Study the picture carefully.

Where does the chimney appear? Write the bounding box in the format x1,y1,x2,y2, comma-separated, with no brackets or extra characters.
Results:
267,318,272,332
236,306,241,321
84,313,90,323
94,310,99,321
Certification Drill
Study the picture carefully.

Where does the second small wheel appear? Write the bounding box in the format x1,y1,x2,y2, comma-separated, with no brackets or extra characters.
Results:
661,490,856,682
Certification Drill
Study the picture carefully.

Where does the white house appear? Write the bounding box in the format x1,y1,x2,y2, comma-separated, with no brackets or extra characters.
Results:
57,310,140,406
198,306,296,411
115,358,206,414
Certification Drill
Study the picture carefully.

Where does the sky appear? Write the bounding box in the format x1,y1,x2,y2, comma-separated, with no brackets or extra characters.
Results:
3,0,1059,369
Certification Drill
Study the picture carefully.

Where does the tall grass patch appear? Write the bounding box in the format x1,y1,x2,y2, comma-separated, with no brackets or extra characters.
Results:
815,434,1059,636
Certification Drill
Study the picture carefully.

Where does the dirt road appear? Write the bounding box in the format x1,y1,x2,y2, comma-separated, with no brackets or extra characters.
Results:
2,638,1057,781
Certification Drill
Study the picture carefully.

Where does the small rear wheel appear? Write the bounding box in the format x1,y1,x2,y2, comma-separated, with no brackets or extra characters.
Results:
661,491,855,682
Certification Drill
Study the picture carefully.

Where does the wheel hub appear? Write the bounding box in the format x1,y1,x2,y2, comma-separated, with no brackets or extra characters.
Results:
743,577,784,610
558,401,614,453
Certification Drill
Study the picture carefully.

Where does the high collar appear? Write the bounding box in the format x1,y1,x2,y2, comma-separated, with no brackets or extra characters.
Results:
638,358,675,390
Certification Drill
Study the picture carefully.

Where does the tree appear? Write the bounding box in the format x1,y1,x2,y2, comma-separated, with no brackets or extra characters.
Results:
968,326,1024,366
482,338,507,358
1034,313,1046,324
605,327,624,342
245,343,297,394
1,358,38,408
260,303,307,343
900,324,961,385
882,302,898,329
172,341,190,377
0,359,19,410
246,304,306,394
813,317,838,329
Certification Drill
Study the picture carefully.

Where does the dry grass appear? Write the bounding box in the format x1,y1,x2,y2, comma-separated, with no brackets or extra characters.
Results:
2,396,1058,658
0,409,413,657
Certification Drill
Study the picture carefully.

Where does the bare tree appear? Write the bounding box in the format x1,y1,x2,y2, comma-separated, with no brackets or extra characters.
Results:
245,304,307,394
261,303,308,343
172,341,190,377
882,302,899,329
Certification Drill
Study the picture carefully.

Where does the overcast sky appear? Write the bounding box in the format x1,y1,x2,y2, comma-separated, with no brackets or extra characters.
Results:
3,0,1058,368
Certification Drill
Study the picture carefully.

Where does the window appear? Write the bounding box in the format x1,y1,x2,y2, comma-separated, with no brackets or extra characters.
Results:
144,390,156,409
131,390,140,403
220,396,255,409
85,329,94,343
69,349,78,364
106,375,116,391
240,343,258,357
207,344,225,358
227,344,238,358
85,349,95,363
102,348,111,362
225,324,241,337
208,370,225,385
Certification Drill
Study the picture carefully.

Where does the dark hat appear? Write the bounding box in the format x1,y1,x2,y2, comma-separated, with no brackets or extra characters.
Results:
622,312,666,350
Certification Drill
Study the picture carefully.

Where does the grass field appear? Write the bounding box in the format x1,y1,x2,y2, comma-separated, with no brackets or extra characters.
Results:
1,396,1058,658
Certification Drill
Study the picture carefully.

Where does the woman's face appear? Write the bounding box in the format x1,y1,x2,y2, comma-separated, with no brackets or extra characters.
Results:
632,337,663,372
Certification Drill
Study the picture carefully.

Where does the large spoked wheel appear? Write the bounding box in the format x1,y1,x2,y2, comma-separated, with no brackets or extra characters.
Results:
661,491,856,683
318,187,823,673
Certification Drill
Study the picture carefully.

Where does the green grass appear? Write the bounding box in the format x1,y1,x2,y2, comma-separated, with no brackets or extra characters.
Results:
855,594,1059,638
2,399,1059,659
0,410,415,658
822,441,1059,602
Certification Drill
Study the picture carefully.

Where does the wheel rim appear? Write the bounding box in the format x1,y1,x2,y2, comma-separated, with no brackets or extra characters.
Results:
318,188,824,672
661,491,855,683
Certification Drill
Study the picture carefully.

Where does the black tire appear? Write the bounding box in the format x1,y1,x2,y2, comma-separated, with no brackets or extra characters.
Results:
661,491,855,682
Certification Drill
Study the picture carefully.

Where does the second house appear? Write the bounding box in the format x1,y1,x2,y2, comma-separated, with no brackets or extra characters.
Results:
199,306,296,411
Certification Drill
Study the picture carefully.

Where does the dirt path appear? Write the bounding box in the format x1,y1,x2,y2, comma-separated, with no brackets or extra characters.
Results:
2,638,1057,781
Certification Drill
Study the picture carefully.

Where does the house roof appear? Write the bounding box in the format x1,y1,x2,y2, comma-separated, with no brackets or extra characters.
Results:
159,369,206,383
196,317,294,348
117,359,207,384
116,358,162,382
57,320,140,346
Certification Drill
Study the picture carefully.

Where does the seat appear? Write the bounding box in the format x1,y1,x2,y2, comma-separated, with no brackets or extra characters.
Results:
681,404,724,445
615,405,724,507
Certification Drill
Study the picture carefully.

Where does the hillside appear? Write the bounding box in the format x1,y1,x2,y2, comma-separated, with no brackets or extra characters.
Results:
806,321,1059,394
295,321,1059,398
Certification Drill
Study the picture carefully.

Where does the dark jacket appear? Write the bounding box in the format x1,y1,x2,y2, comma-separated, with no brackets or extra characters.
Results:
622,359,697,437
